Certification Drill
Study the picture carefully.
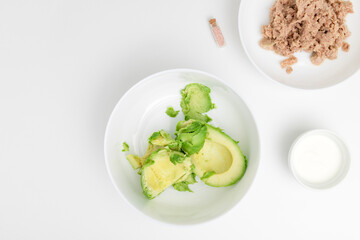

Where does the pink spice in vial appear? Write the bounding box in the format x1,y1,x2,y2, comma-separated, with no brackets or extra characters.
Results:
209,18,225,47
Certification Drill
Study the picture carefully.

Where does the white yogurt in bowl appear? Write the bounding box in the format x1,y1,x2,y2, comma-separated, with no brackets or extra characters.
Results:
288,130,350,189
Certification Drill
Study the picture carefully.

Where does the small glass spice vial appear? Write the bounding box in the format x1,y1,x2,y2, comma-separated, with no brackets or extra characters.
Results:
209,18,225,47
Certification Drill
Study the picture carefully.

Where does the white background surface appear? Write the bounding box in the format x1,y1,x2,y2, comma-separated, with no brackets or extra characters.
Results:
0,0,359,239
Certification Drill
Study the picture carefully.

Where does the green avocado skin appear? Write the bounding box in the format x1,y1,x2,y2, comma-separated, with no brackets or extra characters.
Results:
141,181,155,200
141,174,155,199
140,152,157,199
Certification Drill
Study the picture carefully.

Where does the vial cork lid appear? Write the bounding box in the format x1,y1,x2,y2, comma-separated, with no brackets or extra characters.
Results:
209,18,217,26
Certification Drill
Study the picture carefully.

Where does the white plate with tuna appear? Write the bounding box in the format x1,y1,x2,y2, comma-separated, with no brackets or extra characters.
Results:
239,0,360,89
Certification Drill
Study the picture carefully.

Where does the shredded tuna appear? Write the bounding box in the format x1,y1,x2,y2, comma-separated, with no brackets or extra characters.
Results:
281,55,298,68
286,67,293,74
342,42,350,52
260,0,353,72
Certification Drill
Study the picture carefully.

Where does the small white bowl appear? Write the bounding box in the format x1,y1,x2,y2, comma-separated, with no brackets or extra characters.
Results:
288,129,350,189
238,0,360,89
104,69,260,225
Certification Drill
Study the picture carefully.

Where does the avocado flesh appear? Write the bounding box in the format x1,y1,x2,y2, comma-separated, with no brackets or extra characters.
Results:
180,83,214,122
142,143,161,164
126,154,142,169
142,130,178,163
175,169,192,183
175,120,207,155
148,130,176,147
141,149,192,199
191,125,247,187
124,83,248,199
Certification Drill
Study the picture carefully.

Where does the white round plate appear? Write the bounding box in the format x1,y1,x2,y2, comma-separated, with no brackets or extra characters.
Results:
104,69,260,225
239,0,360,89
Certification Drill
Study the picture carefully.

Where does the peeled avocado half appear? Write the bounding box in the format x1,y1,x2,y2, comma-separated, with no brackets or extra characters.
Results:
125,82,247,199
175,120,247,187
191,124,247,187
